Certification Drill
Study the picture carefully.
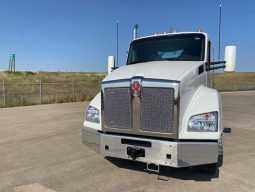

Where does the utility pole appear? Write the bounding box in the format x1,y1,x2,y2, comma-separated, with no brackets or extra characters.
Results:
72,80,75,101
13,54,16,72
39,79,42,104
2,80,5,107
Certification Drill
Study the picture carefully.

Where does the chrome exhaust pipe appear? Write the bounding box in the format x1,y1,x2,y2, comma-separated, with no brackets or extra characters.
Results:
133,24,139,40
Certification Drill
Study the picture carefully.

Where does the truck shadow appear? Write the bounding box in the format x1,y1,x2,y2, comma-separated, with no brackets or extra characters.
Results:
105,157,219,181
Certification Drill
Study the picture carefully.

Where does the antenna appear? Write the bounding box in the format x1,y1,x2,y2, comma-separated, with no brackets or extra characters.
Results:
213,3,222,88
116,20,119,67
218,4,222,60
212,46,215,62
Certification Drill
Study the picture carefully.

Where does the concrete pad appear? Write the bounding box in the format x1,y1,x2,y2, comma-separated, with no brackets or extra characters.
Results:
0,91,254,192
14,183,56,192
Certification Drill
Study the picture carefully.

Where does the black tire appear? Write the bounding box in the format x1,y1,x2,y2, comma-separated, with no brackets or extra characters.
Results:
199,138,222,174
218,136,224,167
200,163,218,174
218,154,223,167
207,163,218,174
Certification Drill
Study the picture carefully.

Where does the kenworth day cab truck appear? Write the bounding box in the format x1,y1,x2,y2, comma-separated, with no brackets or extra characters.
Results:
82,26,236,174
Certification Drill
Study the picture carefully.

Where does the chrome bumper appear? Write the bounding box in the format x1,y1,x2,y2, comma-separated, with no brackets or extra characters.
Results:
82,127,218,168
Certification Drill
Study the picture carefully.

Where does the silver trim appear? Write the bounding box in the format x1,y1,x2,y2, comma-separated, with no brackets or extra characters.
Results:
142,79,179,98
82,127,101,153
101,78,180,99
101,80,130,92
101,78,180,139
82,127,219,168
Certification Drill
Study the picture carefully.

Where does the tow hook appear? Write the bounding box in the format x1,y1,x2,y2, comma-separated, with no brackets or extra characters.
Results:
127,146,145,160
147,163,160,173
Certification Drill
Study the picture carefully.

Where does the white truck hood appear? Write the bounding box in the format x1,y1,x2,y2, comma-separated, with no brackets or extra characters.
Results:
103,61,203,82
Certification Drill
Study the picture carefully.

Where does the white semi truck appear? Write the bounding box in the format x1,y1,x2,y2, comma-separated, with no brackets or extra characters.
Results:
82,26,236,174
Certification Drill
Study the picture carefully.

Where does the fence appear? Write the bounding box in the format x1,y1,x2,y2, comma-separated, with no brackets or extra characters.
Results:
0,74,255,108
0,79,100,108
209,73,255,92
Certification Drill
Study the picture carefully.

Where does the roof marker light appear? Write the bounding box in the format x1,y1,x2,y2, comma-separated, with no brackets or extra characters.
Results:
172,28,177,33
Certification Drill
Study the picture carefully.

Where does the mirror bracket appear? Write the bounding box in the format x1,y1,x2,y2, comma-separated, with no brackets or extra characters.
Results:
206,61,226,71
111,66,118,70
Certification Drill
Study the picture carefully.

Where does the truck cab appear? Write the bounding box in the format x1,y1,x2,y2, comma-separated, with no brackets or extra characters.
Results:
82,31,236,173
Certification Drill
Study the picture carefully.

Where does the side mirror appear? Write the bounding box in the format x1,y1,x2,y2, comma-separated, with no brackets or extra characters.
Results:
224,46,237,72
108,56,115,74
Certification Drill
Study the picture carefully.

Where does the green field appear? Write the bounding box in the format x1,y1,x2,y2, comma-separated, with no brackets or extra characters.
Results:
0,71,254,108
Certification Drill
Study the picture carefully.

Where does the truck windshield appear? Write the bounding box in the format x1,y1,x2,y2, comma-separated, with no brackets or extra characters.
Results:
127,34,205,65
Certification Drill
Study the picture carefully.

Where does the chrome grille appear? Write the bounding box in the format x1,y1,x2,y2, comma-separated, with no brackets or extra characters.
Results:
140,88,174,133
104,87,132,129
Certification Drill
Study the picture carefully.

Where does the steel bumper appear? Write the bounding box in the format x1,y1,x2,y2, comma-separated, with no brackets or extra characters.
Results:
82,127,219,168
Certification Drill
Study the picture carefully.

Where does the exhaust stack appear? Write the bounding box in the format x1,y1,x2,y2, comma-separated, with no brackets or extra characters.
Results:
133,24,139,40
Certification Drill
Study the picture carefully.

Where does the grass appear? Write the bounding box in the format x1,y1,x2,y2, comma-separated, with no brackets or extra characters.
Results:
0,71,106,107
0,71,106,83
211,72,255,91
0,71,254,108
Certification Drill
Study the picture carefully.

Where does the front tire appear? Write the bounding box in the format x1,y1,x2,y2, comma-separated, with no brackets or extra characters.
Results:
218,137,224,167
218,153,223,167
200,138,223,174
204,163,218,174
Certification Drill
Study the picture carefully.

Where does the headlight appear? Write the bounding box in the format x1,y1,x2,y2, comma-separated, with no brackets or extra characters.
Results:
188,112,218,132
86,106,100,123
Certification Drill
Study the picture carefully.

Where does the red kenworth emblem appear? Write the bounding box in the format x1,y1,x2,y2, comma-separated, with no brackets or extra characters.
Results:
132,81,141,96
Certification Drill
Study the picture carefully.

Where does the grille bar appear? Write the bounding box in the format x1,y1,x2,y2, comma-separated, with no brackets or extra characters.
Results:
103,85,176,136
140,88,174,133
104,87,132,129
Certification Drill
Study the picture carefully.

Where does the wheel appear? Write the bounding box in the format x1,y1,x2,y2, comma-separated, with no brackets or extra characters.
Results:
200,163,218,174
198,137,223,174
218,136,224,167
218,153,223,167
206,163,218,174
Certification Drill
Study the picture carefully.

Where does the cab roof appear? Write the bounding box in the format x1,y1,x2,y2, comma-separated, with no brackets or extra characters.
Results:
132,32,209,43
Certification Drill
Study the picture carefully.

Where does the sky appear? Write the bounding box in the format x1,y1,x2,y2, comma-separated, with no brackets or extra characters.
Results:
0,0,254,72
